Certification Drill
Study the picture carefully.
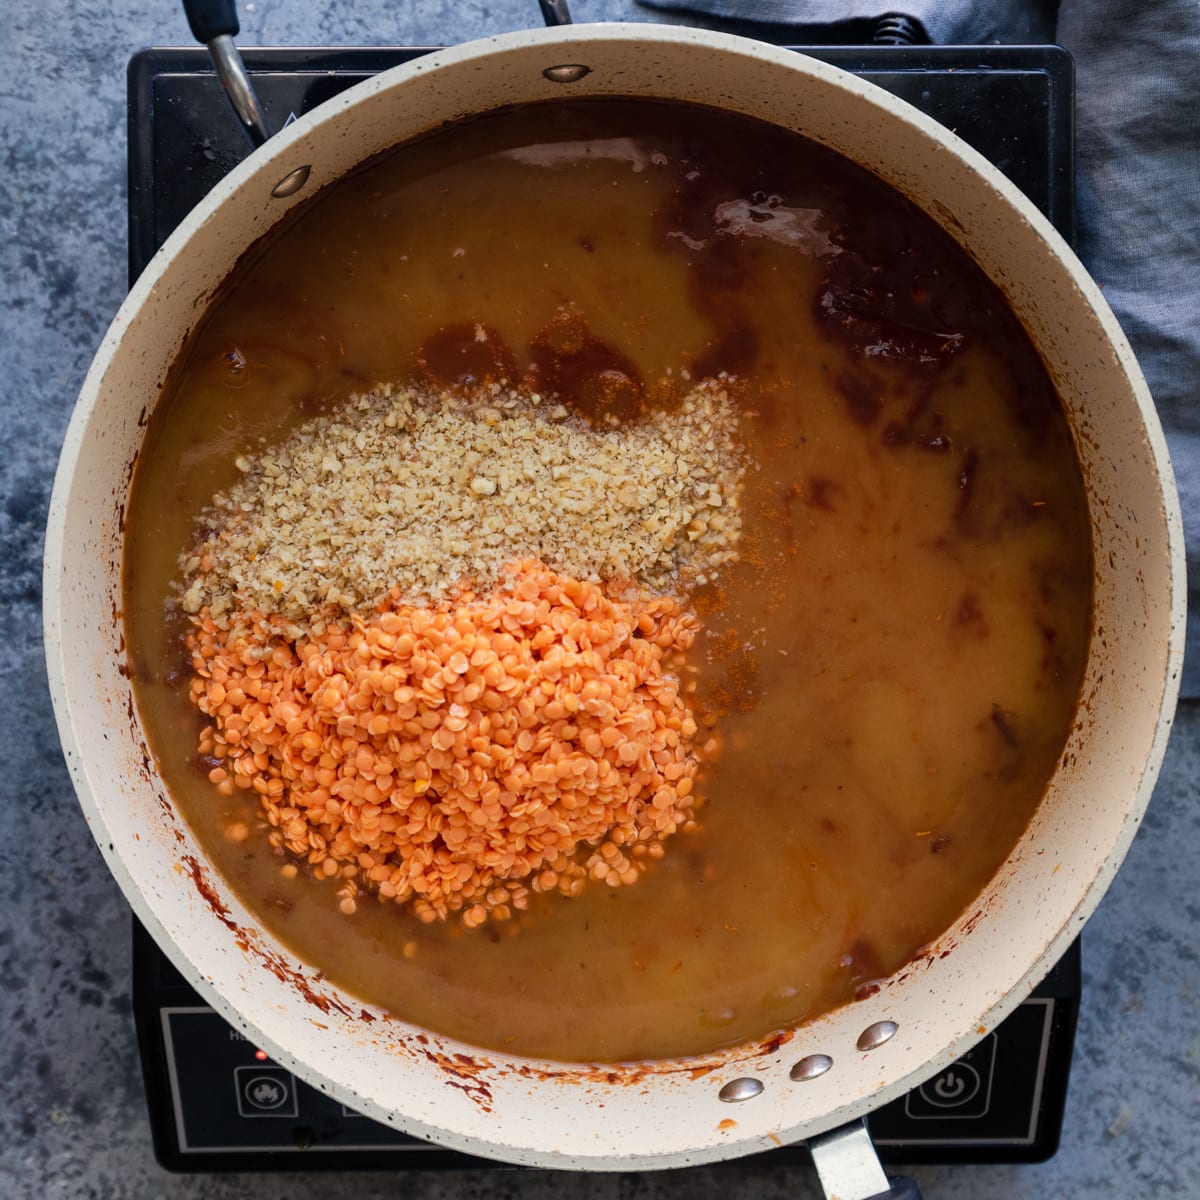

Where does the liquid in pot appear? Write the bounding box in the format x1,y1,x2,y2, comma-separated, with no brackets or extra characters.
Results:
123,99,1092,1062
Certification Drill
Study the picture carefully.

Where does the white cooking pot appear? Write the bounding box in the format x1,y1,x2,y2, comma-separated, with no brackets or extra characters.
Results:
44,22,1184,1176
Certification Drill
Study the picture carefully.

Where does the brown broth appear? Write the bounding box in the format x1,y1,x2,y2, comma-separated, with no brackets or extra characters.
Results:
123,99,1092,1062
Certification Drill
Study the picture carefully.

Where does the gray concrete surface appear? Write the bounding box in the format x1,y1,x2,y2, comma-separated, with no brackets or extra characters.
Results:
2,2,1196,1197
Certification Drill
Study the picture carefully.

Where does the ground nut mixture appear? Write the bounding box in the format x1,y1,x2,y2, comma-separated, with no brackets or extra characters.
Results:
180,379,745,627
182,381,745,928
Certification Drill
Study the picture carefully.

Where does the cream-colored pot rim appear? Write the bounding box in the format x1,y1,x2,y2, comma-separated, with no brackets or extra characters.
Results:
45,22,1184,1170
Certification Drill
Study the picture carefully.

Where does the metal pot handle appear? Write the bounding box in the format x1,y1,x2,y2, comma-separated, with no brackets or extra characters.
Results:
181,0,272,146
180,0,574,148
538,0,574,24
808,1119,925,1200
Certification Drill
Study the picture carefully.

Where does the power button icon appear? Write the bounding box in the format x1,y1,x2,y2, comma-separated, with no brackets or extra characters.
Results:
904,1034,996,1121
921,1064,981,1107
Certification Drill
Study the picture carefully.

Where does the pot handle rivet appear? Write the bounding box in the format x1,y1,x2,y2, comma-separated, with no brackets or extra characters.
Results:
542,64,591,84
718,1077,764,1103
790,1054,834,1081
856,1020,899,1052
272,165,312,199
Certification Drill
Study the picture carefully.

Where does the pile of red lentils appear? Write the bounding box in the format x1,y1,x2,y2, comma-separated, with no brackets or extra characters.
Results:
182,382,743,928
190,560,712,925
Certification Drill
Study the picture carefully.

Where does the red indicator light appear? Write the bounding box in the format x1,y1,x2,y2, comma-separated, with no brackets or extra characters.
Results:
254,1049,269,1061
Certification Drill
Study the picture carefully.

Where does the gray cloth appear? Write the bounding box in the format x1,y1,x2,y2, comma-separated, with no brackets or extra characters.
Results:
640,0,1200,695
637,0,1057,42
1059,1,1200,694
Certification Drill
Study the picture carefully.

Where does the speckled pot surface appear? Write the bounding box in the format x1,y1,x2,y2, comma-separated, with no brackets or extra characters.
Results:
44,23,1184,1170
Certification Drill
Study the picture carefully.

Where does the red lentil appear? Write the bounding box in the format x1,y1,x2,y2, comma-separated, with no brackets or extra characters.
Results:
190,560,709,927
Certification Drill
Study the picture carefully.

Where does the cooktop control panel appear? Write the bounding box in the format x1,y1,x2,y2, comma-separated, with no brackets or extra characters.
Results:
134,921,1079,1170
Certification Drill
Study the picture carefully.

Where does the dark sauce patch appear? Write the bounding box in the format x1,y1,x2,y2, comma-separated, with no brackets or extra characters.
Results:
652,156,782,380
816,265,966,365
990,704,1021,749
954,592,989,637
841,938,887,1001
417,322,517,388
191,753,223,778
525,308,643,422
835,369,883,426
815,185,976,368
808,477,840,512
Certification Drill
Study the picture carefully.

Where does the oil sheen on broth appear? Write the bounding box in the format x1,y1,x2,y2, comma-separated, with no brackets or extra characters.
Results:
124,99,1092,1063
